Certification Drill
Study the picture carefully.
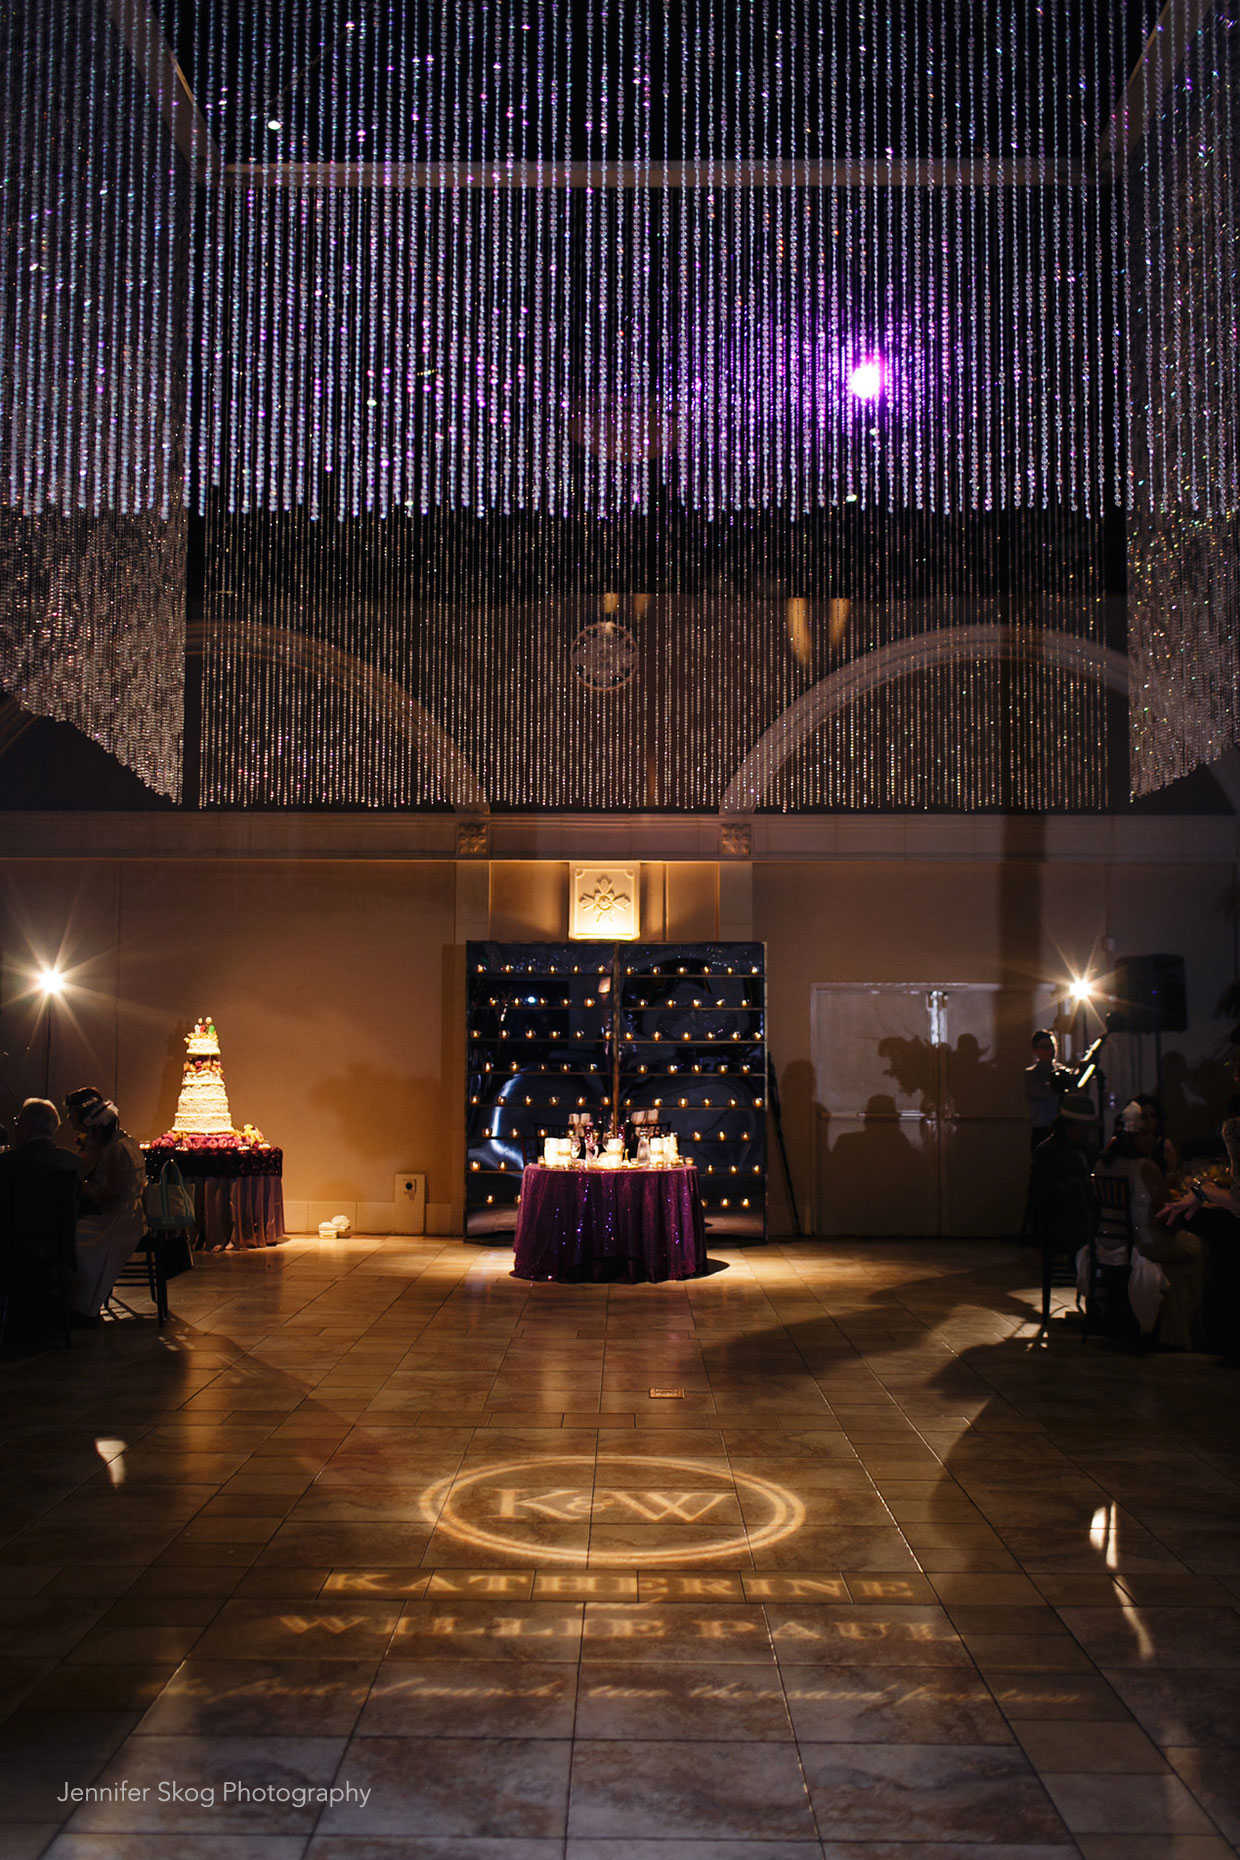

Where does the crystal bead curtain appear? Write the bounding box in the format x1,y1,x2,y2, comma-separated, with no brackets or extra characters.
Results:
191,0,1130,810
190,0,1120,522
1125,3,1240,796
5,0,1239,808
0,0,188,799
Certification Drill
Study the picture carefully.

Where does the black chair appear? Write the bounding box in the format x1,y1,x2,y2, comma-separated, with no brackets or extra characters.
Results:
107,1161,198,1326
0,1170,78,1350
108,1233,172,1325
1085,1170,1135,1343
1037,1222,1080,1336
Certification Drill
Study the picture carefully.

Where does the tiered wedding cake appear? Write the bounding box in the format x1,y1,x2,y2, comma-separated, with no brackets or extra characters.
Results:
172,1017,233,1135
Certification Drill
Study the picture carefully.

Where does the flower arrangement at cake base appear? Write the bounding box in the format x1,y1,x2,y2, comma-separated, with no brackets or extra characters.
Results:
144,1018,285,1249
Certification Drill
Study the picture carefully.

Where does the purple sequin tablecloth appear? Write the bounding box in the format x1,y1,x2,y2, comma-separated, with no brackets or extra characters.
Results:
512,1163,706,1283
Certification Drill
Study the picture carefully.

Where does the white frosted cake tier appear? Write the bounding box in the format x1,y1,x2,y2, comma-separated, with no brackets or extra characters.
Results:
173,1074,233,1134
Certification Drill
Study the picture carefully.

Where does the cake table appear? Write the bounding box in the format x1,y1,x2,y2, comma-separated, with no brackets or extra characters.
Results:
511,1161,706,1283
147,1016,284,1250
144,1143,285,1252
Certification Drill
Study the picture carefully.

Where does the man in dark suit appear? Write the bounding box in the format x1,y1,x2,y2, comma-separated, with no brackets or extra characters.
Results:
0,1098,81,1345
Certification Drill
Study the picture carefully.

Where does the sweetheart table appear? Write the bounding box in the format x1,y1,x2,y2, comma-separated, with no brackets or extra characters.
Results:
511,1161,706,1283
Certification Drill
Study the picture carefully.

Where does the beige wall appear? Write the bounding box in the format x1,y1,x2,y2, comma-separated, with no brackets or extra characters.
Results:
2,860,458,1221
3,823,1236,1235
0,855,737,1229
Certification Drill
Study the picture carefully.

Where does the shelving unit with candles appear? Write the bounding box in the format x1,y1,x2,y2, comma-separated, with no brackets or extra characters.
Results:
465,941,766,1240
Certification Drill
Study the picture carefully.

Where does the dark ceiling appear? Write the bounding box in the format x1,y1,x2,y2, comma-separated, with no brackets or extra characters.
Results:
153,1,1168,169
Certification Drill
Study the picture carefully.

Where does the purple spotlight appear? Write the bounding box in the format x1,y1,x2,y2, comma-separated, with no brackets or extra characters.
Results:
847,354,887,401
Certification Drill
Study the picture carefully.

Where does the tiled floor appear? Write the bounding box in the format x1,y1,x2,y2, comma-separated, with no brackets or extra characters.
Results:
2,1233,1239,1860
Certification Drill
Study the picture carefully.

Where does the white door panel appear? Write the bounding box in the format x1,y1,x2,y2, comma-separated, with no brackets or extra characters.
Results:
811,986,942,1236
811,982,1060,1237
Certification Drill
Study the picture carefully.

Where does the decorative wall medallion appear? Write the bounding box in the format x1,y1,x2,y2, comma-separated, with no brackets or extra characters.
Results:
456,819,490,857
720,822,752,857
570,865,639,940
571,621,639,692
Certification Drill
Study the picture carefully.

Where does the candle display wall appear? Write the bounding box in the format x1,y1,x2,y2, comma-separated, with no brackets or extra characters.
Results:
466,941,766,1240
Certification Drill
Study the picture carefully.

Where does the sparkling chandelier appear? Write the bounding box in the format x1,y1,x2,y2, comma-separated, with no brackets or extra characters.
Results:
0,0,1236,806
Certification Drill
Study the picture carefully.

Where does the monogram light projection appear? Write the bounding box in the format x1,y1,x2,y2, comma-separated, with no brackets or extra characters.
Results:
420,1454,805,1567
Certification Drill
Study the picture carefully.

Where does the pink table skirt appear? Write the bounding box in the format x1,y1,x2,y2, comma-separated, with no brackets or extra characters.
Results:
512,1162,706,1283
194,1176,285,1251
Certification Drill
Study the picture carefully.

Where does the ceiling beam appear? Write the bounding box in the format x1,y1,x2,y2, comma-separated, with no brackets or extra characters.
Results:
1100,0,1219,170
105,0,220,181
223,157,1085,191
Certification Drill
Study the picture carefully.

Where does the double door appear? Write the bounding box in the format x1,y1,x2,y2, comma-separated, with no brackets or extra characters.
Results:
811,982,1059,1237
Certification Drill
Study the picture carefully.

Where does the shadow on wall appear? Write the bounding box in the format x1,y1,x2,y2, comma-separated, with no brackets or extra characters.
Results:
876,1032,1009,1114
810,1028,1033,1239
772,1058,817,1233
156,1026,187,1132
307,1062,441,1198
818,1093,936,1236
1161,1049,1238,1153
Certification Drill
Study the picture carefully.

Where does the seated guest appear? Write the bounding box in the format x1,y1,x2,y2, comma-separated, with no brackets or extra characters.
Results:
0,1098,81,1339
1159,1073,1240,1361
1098,1100,1201,1349
64,1086,144,1323
1134,1093,1178,1179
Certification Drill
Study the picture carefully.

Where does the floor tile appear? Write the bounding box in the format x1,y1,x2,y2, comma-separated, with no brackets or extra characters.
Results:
766,1604,971,1667
136,1658,377,1735
1013,1719,1170,1773
1073,1839,1238,1859
575,1659,792,1740
1041,1771,1218,1835
1059,1607,1240,1669
46,1837,306,1858
357,1660,578,1737
567,1738,817,1840
309,1842,563,1859
783,1665,1012,1743
1165,1746,1240,1845
391,1600,584,1661
60,1733,346,1830
4,1235,1239,1858
799,1742,1068,1842
1103,1669,1240,1747
567,1844,824,1860
316,1737,573,1837
190,1600,401,1661
581,1603,774,1662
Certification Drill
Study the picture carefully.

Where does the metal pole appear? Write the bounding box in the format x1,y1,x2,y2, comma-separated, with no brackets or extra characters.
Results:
611,946,622,1137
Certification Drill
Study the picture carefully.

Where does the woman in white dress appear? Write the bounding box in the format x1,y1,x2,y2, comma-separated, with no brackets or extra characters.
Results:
65,1086,144,1322
1097,1101,1202,1349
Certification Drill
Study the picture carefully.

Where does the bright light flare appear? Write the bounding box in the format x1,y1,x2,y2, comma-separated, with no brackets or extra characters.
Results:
36,965,66,998
1068,976,1094,1009
846,354,887,401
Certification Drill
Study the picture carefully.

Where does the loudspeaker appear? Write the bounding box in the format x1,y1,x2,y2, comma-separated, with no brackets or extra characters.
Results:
1108,954,1188,1035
